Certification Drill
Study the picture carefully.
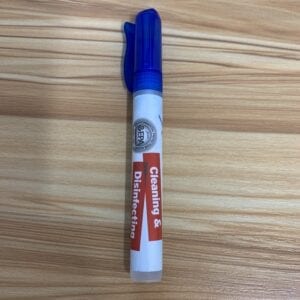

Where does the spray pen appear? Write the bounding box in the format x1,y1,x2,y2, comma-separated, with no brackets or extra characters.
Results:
123,8,163,282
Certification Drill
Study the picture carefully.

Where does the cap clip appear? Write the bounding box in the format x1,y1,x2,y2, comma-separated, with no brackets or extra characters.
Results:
123,22,135,93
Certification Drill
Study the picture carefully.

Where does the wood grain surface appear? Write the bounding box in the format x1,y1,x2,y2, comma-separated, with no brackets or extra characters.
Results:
0,1,300,299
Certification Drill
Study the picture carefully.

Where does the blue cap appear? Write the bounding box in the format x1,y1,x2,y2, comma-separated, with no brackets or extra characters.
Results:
124,9,162,93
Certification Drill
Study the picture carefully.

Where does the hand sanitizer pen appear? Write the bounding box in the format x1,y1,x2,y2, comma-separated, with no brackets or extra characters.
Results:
123,8,163,282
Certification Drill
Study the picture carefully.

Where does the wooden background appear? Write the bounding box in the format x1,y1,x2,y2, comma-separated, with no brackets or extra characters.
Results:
0,1,300,299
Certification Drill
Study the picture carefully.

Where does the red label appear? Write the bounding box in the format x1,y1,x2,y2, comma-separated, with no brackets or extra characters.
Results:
130,162,146,251
144,153,162,241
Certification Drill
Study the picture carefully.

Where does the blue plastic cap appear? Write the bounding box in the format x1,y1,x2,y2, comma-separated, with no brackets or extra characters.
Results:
124,9,162,93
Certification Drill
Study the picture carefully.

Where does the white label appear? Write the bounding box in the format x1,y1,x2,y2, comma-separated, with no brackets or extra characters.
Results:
130,92,163,272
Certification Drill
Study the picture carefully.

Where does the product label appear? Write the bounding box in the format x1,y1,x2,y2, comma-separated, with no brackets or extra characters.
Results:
144,153,162,241
130,92,163,271
130,162,146,251
130,153,162,250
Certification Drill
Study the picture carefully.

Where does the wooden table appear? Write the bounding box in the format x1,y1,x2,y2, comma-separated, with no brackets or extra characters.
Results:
0,1,299,299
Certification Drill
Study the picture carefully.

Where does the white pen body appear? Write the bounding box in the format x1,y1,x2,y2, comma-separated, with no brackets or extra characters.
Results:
130,90,163,282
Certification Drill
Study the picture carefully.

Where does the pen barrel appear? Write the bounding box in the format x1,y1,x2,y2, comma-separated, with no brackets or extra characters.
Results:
130,90,163,282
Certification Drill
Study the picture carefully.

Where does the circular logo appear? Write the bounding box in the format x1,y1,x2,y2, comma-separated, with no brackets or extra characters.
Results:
133,118,156,152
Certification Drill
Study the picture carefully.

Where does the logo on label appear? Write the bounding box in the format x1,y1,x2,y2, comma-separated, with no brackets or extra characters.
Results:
133,119,156,152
